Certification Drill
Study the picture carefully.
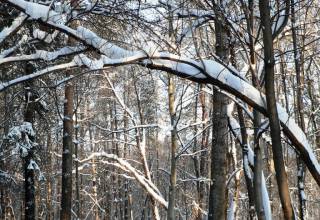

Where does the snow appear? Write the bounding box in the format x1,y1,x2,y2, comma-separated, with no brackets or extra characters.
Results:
227,110,271,219
8,0,65,24
0,13,27,44
33,29,59,43
74,54,104,70
229,116,241,139
3,0,320,185
227,195,235,220
247,145,254,166
147,59,206,79
203,60,266,108
76,26,137,58
261,172,272,220
8,122,35,140
35,46,84,61
277,104,320,174
27,159,39,170
0,35,29,58
81,152,168,208
25,2,50,19
0,46,84,65
0,62,76,92
243,156,252,179
7,122,36,157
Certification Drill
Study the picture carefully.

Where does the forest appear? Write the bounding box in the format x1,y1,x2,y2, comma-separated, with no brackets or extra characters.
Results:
0,0,320,219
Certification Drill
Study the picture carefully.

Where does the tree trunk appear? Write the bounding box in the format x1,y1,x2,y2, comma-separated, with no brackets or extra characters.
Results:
259,0,295,219
237,107,255,219
167,75,178,220
60,71,74,220
24,63,36,220
245,1,266,216
167,5,178,219
46,131,53,220
290,1,307,218
208,4,230,219
74,108,81,219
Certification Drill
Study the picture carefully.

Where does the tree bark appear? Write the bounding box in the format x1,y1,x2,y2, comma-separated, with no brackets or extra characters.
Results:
74,107,81,219
60,72,74,220
208,4,230,218
167,75,178,220
24,63,36,220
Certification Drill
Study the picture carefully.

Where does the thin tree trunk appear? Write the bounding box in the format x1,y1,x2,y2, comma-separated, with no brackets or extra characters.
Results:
89,126,99,220
199,84,208,210
192,85,202,220
46,131,53,220
74,107,81,219
290,1,307,218
253,110,265,220
259,0,295,219
0,87,10,220
167,5,178,219
123,107,132,220
226,139,240,220
237,107,255,219
167,75,178,220
247,10,266,219
24,63,36,220
306,71,320,149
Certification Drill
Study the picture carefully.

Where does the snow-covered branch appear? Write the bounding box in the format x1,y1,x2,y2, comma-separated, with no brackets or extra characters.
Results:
0,13,28,45
3,0,320,187
80,152,168,209
0,46,86,65
0,61,76,92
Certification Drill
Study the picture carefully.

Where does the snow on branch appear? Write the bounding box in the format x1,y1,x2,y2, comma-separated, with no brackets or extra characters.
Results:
6,0,63,23
0,62,76,92
33,29,60,43
0,46,86,65
0,13,28,45
0,34,29,58
227,105,271,220
3,0,320,187
7,122,36,157
1,50,320,186
80,152,168,209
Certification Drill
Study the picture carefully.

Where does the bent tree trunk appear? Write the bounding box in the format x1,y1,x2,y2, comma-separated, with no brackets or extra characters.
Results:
259,0,295,219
